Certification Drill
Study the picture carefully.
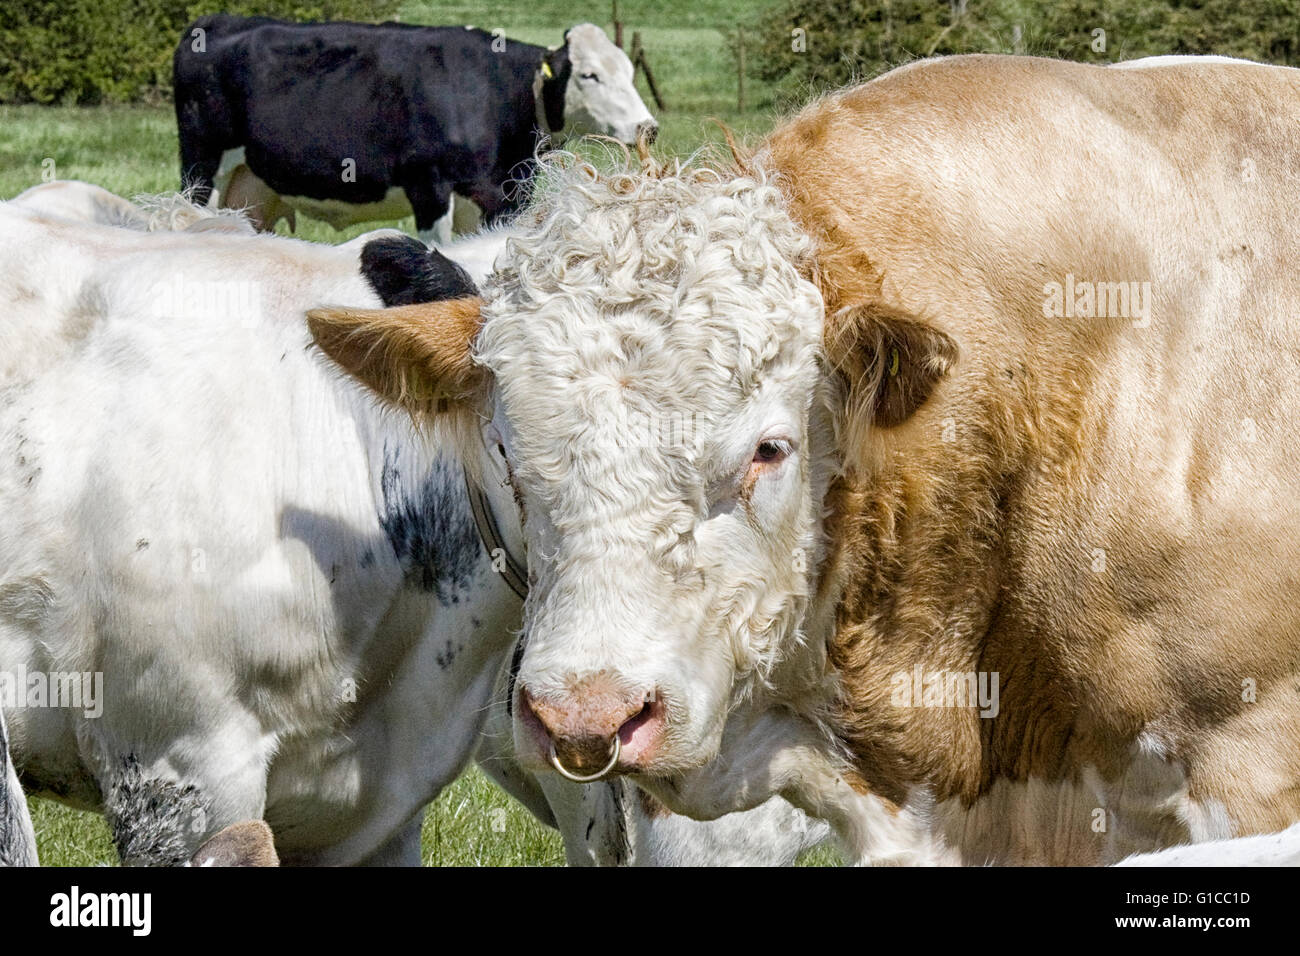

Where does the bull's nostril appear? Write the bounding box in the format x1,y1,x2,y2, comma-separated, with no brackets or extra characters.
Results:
616,696,665,760
619,701,653,741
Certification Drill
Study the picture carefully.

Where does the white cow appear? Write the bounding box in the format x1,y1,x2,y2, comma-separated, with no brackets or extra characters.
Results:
0,199,529,865
0,184,826,866
2,182,255,383
1114,823,1300,866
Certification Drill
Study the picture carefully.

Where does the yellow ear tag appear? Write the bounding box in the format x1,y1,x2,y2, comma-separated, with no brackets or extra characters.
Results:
541,62,554,79
888,347,900,378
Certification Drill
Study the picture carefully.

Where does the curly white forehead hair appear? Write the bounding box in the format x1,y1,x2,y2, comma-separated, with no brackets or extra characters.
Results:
473,150,833,704
475,149,824,405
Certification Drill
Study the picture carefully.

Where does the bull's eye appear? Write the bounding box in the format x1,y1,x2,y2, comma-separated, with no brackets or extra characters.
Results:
753,440,789,465
496,442,507,460
581,72,599,82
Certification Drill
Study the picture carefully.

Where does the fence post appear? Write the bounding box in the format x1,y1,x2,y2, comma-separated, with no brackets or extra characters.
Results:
631,30,667,111
737,27,746,112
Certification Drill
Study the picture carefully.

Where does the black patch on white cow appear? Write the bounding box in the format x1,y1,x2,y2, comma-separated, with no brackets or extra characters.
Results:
609,781,630,865
105,754,209,866
436,639,463,670
379,450,480,605
360,235,478,307
363,248,484,608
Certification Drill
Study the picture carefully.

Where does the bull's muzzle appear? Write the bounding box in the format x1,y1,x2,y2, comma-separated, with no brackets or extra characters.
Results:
520,672,663,778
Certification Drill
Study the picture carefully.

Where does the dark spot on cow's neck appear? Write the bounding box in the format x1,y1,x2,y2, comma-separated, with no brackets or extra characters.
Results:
436,639,463,670
12,423,41,490
378,446,480,606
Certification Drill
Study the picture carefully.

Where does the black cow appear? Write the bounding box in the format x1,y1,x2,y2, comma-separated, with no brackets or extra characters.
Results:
174,16,656,242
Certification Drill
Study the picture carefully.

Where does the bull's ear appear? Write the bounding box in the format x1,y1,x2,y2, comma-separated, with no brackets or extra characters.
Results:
307,297,485,414
828,302,957,431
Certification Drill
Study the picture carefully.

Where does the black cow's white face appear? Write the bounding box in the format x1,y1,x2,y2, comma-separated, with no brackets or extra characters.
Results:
558,24,657,145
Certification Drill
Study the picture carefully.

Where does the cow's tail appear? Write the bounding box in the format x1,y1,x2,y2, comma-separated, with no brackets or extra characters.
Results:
0,708,38,866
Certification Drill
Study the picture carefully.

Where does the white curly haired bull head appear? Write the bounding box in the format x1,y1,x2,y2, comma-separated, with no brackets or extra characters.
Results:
308,150,831,783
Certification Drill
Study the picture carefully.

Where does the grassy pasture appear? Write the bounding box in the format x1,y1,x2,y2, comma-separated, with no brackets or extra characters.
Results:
5,0,835,866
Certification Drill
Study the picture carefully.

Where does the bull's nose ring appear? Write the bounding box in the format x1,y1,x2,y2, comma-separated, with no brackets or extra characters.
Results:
549,736,620,783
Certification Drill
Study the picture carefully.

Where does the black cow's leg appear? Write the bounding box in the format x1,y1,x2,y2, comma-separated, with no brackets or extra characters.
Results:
179,149,221,208
176,102,227,207
460,179,518,227
404,178,453,245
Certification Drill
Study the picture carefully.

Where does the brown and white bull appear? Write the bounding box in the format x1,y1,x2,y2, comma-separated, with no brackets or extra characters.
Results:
308,54,1300,864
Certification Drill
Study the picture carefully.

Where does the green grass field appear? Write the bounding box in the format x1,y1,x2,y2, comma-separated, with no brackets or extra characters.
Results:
4,0,838,867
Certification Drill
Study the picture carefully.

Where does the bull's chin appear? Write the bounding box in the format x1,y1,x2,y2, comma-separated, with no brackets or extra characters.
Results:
622,736,720,780
627,760,729,820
